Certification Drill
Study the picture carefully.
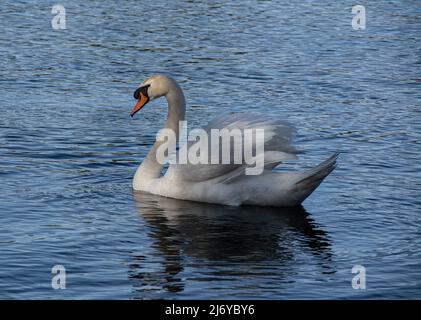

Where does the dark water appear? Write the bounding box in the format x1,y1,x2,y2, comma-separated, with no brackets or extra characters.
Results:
0,0,420,299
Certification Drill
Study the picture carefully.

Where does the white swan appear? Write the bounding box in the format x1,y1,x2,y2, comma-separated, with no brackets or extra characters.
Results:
130,74,337,207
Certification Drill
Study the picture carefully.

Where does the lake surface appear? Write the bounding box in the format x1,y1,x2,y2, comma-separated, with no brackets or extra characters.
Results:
0,0,420,299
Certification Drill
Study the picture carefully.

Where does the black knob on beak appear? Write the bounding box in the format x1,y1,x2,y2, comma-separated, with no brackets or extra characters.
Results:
133,87,143,100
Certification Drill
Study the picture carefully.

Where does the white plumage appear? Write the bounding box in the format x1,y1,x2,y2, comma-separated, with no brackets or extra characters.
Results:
131,74,337,207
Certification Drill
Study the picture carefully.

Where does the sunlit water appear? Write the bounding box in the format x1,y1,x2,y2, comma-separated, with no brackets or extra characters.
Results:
0,0,420,299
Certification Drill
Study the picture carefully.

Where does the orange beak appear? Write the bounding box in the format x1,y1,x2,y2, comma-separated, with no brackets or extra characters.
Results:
130,92,149,117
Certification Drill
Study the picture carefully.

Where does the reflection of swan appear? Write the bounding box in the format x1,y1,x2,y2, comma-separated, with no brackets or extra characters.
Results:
128,192,333,296
130,74,338,206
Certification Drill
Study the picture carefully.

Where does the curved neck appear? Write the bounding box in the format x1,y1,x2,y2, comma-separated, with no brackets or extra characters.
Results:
135,85,186,184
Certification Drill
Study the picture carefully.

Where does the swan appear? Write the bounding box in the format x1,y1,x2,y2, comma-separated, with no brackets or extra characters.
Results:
130,74,337,207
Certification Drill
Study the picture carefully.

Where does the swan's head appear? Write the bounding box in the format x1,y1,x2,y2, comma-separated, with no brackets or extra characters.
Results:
130,74,178,117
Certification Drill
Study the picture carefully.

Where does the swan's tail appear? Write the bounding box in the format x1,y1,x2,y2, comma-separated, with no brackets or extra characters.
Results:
294,153,339,203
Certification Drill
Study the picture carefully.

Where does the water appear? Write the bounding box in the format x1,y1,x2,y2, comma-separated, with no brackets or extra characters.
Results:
0,0,420,299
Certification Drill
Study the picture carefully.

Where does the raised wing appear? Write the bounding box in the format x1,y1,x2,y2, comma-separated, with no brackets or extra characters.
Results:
167,113,298,183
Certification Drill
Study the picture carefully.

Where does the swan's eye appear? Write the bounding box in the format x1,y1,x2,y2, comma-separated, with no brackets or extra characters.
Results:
133,85,150,99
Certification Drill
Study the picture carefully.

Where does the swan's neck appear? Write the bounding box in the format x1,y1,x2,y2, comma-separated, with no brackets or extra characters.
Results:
134,85,186,186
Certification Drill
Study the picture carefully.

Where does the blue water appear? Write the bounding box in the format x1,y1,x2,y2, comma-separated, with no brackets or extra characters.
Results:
0,0,420,299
